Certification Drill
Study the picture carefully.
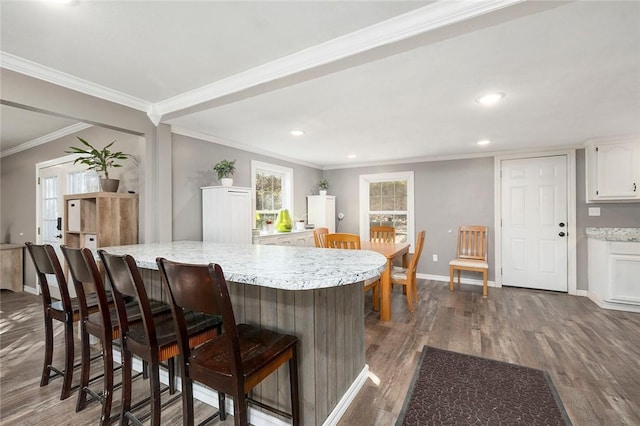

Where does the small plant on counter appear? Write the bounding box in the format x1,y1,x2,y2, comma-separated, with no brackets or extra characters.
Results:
66,137,130,179
213,159,236,180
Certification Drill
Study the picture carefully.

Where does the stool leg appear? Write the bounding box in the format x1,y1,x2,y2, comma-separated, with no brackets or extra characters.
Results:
149,356,162,426
119,349,133,426
75,322,92,412
181,375,195,426
100,337,114,426
234,394,249,426
218,392,226,421
289,346,300,426
40,315,54,387
61,317,75,400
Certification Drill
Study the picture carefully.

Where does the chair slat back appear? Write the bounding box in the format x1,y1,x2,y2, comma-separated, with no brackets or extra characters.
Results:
62,246,111,328
25,242,71,311
325,233,361,250
99,250,158,349
408,230,426,274
313,227,329,248
370,226,396,243
457,226,488,261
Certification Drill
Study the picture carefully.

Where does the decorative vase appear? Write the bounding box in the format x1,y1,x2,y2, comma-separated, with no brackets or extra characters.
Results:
319,190,327,196
100,178,120,192
220,178,233,187
275,209,293,232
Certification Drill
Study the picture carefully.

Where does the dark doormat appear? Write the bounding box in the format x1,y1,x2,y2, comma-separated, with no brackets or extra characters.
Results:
396,346,572,425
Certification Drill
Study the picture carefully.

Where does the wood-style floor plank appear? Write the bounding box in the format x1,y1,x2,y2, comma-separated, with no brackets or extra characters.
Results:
1,281,640,425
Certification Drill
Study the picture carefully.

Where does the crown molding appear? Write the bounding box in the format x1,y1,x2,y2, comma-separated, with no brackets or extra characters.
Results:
0,122,92,158
0,51,151,112
153,0,524,120
170,126,322,170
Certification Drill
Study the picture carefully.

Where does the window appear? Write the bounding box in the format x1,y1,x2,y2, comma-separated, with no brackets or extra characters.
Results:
251,161,293,229
359,171,415,247
67,170,100,194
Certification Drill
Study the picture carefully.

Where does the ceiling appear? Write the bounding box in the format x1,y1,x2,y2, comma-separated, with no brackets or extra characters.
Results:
1,0,639,168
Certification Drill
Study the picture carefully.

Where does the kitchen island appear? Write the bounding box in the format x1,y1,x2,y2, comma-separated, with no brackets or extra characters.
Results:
98,241,386,425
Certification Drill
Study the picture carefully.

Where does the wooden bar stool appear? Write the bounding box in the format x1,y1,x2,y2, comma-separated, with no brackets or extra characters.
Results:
61,246,170,425
99,250,222,426
25,242,102,400
157,257,300,426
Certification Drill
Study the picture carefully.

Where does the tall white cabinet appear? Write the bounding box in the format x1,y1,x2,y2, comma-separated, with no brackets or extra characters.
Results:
307,195,336,233
202,186,253,244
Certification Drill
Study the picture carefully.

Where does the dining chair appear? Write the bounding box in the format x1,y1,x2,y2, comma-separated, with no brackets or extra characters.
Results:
98,250,223,426
370,225,396,243
61,245,170,425
390,230,426,312
313,227,329,248
449,225,489,297
157,257,300,426
25,242,102,400
324,233,380,311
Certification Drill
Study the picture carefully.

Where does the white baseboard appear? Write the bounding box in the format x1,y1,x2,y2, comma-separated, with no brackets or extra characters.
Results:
417,273,496,288
23,285,38,295
117,349,366,425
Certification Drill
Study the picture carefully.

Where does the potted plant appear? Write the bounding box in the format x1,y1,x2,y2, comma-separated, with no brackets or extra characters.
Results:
318,178,329,195
66,137,130,192
213,159,236,187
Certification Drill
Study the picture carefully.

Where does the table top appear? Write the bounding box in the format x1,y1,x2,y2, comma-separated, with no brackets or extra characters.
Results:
98,241,386,291
361,241,411,259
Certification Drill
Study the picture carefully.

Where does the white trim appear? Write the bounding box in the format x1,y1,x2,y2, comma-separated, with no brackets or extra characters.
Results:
0,52,150,112
585,291,640,313
23,285,38,295
0,123,92,158
359,171,415,248
322,365,370,426
251,160,295,221
171,126,321,169
418,273,496,288
493,149,577,295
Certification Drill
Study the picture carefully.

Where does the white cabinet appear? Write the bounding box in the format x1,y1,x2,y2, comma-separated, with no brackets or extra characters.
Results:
252,230,314,247
586,139,640,202
202,186,253,244
307,195,336,233
588,238,640,312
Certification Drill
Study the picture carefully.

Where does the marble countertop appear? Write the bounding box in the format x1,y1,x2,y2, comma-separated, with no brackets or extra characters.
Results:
585,228,640,242
98,241,387,290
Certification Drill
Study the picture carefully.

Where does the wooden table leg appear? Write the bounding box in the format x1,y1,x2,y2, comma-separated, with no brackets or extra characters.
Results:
380,260,392,321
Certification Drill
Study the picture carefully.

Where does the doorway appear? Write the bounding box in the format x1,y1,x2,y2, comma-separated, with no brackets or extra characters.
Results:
495,151,577,294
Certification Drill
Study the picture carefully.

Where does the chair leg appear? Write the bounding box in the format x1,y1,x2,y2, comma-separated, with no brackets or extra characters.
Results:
119,349,133,426
168,357,176,395
372,285,380,312
100,338,114,426
149,356,162,426
75,322,92,412
61,317,75,400
234,393,249,426
449,266,455,292
482,270,488,298
218,392,226,421
289,346,300,426
405,283,414,312
40,315,54,387
412,276,418,303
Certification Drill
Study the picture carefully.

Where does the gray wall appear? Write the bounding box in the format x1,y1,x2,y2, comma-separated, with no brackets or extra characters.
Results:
324,157,495,281
172,134,322,241
1,126,140,289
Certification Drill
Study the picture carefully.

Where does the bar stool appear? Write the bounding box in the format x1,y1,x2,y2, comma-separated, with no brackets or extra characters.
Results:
25,242,101,400
99,250,222,426
157,257,300,426
61,246,170,425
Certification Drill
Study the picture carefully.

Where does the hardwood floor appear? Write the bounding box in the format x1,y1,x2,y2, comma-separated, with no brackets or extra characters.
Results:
1,281,639,425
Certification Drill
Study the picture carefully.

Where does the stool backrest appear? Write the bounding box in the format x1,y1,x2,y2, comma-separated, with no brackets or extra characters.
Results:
25,242,72,312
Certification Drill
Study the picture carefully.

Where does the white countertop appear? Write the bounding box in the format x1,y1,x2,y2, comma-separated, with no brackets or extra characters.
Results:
585,227,640,242
98,240,387,290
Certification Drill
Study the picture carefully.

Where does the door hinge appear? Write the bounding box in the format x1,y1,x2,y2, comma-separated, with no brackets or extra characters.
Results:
595,146,599,152
37,227,40,235
37,177,40,185
596,190,599,195
501,268,503,276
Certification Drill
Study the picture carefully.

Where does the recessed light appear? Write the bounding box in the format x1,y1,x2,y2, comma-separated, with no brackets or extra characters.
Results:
476,92,505,105
347,154,356,159
477,139,491,146
290,130,304,136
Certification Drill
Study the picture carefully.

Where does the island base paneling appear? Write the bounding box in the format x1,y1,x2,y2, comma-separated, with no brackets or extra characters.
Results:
140,268,365,425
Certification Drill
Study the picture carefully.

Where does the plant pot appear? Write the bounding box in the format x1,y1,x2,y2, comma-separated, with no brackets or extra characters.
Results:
100,178,120,192
220,178,233,187
319,190,327,196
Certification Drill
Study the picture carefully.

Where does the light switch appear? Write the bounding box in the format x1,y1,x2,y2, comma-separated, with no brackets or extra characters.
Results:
588,207,601,217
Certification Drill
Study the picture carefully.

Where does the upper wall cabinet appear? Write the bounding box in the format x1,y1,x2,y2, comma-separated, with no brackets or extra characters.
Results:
586,138,640,203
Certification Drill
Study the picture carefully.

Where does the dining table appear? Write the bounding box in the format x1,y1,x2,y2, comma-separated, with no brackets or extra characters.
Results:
361,240,411,321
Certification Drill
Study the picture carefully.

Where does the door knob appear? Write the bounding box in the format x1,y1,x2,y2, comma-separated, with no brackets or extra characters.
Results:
559,222,565,227
558,232,566,237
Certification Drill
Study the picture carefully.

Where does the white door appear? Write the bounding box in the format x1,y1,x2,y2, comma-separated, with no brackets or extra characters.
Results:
501,155,568,292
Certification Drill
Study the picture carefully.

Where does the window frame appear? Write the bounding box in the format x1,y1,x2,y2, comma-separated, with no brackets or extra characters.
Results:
359,171,415,248
251,160,294,227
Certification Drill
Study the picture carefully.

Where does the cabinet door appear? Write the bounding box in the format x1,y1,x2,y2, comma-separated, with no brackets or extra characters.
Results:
608,254,640,305
596,142,639,198
228,190,252,244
